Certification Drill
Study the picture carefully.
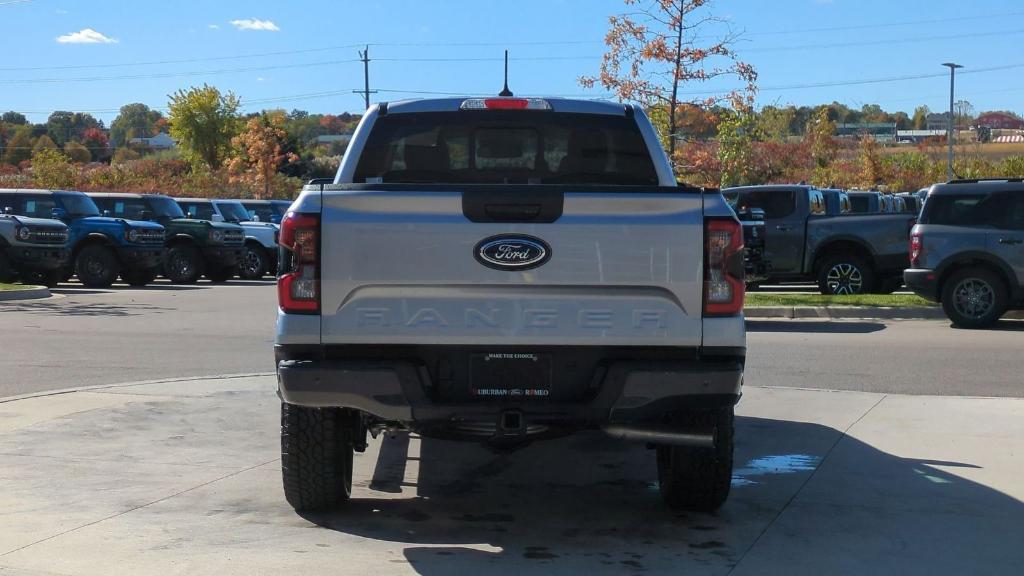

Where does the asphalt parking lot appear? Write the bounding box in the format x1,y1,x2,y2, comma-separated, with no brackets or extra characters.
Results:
1,281,1022,398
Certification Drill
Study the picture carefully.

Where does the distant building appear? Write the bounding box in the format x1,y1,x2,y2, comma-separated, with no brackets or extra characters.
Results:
315,134,353,146
896,129,947,143
926,112,952,131
128,132,176,150
975,112,1024,130
836,122,897,142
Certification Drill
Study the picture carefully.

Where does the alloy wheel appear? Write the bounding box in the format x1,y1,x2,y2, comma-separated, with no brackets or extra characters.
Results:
826,263,863,295
952,278,995,320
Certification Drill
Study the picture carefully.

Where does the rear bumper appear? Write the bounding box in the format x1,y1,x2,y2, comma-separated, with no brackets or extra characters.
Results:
275,345,743,436
116,246,163,270
202,245,244,267
904,268,939,301
5,246,69,271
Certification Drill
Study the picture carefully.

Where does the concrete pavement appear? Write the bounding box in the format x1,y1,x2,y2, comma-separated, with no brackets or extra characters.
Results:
1,375,1021,575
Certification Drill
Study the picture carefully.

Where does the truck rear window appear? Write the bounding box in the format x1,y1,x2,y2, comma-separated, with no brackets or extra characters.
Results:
353,111,658,185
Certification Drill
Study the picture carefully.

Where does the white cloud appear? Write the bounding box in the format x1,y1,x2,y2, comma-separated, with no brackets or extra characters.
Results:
208,23,219,29
229,18,279,31
56,28,118,44
256,76,266,82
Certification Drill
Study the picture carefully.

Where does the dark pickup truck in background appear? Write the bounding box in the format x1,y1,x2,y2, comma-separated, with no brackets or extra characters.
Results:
725,185,916,294
733,206,769,284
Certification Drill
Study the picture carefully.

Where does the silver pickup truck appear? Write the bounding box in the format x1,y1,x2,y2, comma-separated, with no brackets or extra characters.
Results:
274,96,746,513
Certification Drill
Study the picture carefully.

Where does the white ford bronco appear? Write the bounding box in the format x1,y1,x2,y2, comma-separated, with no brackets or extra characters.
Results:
274,96,746,512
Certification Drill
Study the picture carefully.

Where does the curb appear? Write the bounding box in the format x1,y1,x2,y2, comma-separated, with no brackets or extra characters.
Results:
0,286,50,302
746,306,1024,320
745,306,944,320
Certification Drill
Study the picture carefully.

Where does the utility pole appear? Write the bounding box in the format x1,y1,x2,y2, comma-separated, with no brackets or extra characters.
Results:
353,46,377,111
942,62,963,181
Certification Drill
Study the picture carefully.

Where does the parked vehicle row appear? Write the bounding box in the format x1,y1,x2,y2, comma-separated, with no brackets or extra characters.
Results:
0,189,289,288
723,185,916,295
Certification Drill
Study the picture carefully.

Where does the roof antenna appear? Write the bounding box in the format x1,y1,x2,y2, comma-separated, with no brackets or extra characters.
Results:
498,50,513,97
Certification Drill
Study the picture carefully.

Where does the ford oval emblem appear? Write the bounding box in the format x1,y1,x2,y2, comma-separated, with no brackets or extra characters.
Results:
474,234,551,271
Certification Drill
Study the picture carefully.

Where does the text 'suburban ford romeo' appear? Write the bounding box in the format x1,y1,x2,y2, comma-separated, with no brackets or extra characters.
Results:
274,96,746,513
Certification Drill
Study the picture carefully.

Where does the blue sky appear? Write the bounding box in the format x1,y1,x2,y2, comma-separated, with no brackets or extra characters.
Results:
2,0,1023,124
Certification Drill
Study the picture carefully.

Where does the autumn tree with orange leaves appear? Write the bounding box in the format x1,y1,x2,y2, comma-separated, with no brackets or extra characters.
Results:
228,112,299,199
581,0,757,170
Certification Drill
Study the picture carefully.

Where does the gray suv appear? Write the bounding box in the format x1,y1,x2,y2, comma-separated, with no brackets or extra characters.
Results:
905,179,1024,327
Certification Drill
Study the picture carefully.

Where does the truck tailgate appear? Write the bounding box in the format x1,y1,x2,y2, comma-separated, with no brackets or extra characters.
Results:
319,189,704,346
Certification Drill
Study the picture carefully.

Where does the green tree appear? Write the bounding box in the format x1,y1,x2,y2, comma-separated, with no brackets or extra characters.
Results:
757,106,796,142
33,134,58,154
2,111,27,125
805,108,837,168
110,103,164,147
46,111,100,147
64,141,91,164
31,148,76,189
912,106,930,130
3,125,33,165
168,84,241,171
717,109,756,188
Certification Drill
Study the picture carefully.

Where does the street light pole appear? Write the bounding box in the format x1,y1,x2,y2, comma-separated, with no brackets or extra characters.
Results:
942,62,963,181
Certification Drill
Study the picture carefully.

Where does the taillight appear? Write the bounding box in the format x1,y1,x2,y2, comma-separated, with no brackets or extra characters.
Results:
704,218,745,316
459,98,552,110
278,212,319,314
910,232,922,267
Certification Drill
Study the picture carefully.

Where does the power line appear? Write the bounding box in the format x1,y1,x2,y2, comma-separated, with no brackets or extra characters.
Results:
747,10,1024,36
744,28,1024,53
0,59,363,85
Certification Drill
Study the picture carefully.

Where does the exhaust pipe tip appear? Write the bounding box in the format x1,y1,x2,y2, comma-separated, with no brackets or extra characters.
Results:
603,424,715,448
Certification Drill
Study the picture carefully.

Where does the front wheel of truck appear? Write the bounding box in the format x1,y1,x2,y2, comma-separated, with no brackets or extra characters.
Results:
240,244,268,279
281,403,355,513
75,245,120,288
164,244,203,284
656,407,734,512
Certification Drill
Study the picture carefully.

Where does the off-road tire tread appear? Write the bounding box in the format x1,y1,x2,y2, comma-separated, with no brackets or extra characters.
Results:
75,245,120,288
281,403,354,512
657,407,734,512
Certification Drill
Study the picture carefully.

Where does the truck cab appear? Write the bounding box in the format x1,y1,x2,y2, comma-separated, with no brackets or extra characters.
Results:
0,189,165,287
176,198,279,279
89,193,246,284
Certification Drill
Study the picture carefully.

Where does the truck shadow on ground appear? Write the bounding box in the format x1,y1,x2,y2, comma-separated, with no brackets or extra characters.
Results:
951,319,1024,332
300,417,1022,575
745,320,887,334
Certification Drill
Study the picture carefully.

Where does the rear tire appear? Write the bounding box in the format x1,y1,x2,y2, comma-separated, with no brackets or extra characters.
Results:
75,245,120,288
164,244,203,284
240,244,268,279
656,407,734,512
816,254,874,296
281,403,355,513
941,267,1008,329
